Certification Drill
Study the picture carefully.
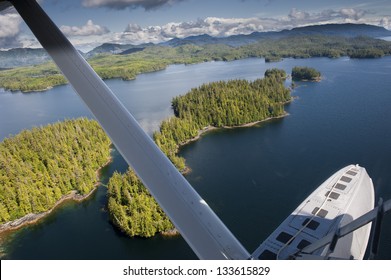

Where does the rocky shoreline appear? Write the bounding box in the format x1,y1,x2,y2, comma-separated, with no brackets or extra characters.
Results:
0,189,97,234
161,228,180,237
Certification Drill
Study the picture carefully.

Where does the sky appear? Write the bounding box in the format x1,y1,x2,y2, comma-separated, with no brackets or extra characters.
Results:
1,0,391,51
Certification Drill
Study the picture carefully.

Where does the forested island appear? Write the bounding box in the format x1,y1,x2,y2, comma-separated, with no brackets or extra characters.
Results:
107,69,292,237
292,66,321,81
0,118,111,228
0,35,390,92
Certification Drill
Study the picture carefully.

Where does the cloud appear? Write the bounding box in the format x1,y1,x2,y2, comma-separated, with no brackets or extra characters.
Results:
60,20,110,36
281,7,369,28
289,8,310,21
0,13,22,39
5,4,388,52
118,8,372,45
120,17,266,44
0,12,23,49
82,0,185,10
339,8,366,20
380,16,391,30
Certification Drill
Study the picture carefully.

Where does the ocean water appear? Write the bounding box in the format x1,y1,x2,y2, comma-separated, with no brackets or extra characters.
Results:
1,57,391,259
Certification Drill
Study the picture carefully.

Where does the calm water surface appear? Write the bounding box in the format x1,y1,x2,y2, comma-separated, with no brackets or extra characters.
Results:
1,57,391,259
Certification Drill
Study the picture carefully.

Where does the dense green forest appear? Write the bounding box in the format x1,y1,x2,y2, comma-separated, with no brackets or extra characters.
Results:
292,66,321,81
107,169,174,238
0,35,390,92
0,118,111,223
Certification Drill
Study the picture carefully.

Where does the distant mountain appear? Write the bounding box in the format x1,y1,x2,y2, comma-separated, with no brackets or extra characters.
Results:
86,42,153,58
0,48,50,68
160,34,222,47
2,23,390,68
162,23,391,47
280,23,391,38
0,48,87,68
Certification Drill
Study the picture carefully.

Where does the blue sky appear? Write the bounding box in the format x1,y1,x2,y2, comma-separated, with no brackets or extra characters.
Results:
1,0,391,51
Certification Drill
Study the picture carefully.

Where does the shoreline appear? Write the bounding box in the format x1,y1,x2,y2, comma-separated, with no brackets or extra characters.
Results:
160,228,180,237
178,112,290,149
0,189,96,234
0,157,112,234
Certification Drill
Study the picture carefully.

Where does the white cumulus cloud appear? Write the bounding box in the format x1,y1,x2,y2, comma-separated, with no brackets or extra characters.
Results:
380,16,391,30
60,20,110,36
281,7,369,28
0,12,23,49
0,13,22,38
117,7,376,45
120,17,266,44
339,8,366,20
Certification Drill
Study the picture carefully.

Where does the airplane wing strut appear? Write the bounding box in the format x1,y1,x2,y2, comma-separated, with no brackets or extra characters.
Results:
7,0,250,260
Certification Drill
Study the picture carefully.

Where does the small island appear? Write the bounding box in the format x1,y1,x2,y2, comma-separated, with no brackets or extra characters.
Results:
292,66,321,81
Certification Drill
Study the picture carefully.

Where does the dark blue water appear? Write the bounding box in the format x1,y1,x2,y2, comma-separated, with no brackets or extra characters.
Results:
1,57,391,259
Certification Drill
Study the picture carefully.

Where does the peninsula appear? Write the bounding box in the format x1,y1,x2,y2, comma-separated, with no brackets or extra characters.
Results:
107,69,292,237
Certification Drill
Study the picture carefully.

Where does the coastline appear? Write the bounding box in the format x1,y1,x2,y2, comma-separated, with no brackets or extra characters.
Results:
178,112,290,149
0,156,112,234
0,189,96,234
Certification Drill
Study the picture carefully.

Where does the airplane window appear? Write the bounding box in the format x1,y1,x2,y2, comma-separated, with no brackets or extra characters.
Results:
312,207,328,218
340,176,352,183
